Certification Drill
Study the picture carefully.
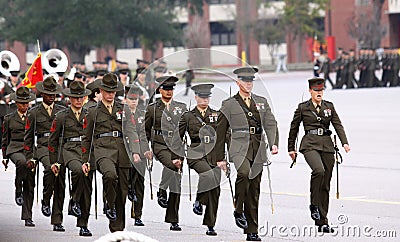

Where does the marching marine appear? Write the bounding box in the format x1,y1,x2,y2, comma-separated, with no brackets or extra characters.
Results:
2,87,36,227
144,76,187,231
177,84,225,236
215,67,279,241
81,73,140,232
48,81,93,236
125,85,152,226
23,76,66,231
288,77,350,233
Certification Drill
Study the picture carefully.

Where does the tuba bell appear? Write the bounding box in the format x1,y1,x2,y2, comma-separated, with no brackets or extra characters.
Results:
42,49,68,74
0,50,21,77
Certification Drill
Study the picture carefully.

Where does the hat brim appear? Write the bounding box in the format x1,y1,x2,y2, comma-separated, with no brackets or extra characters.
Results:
36,81,63,94
10,92,36,103
99,81,124,92
62,89,92,98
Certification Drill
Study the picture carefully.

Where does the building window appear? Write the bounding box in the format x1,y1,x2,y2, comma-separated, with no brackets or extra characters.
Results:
209,0,235,5
356,0,370,6
120,37,141,49
210,21,236,46
0,40,5,50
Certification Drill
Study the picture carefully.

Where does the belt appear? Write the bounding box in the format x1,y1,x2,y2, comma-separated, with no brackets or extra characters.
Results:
11,138,24,142
154,129,174,138
191,136,215,144
36,132,50,138
65,136,82,142
232,127,262,135
96,131,123,138
306,128,332,136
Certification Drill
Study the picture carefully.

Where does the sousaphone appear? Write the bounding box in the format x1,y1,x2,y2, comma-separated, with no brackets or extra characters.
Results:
0,50,20,77
42,49,68,74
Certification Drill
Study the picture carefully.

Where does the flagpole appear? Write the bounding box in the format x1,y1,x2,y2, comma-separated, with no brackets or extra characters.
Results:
36,40,41,53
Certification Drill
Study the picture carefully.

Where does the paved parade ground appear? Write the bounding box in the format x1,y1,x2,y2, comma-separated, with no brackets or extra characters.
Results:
0,70,399,241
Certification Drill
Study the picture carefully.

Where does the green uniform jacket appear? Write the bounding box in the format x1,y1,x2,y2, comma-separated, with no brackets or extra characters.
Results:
127,108,150,159
215,93,278,163
81,101,139,168
24,103,66,160
145,99,187,160
48,108,90,167
288,99,349,153
178,107,219,166
2,111,25,156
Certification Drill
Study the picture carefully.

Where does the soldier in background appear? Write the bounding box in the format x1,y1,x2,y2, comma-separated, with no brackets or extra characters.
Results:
357,48,368,88
145,76,187,231
2,87,36,227
318,52,334,89
332,47,343,86
125,85,152,227
381,47,391,87
48,81,93,236
182,59,195,96
390,48,399,87
23,77,66,231
215,67,279,241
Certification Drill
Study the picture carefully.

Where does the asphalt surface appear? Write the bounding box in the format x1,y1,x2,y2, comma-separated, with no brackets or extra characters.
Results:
0,70,399,241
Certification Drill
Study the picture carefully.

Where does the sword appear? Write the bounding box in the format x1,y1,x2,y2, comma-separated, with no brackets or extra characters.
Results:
2,159,9,171
94,170,98,220
333,135,343,199
225,154,236,208
146,158,153,200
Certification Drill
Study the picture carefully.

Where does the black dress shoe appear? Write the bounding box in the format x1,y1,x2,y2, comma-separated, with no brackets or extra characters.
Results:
192,201,203,215
157,192,168,208
53,224,65,232
170,222,182,231
309,204,321,221
24,219,35,227
105,206,117,221
79,227,92,237
318,224,335,233
134,218,145,226
246,233,261,241
233,211,248,229
41,200,51,217
206,226,217,236
70,201,82,218
15,191,24,206
128,188,137,202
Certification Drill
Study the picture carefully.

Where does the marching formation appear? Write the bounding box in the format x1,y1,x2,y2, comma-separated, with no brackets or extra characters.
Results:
1,50,352,241
314,47,400,89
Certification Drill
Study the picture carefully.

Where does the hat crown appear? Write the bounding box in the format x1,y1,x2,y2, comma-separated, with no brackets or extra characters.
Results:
308,77,325,90
43,77,58,91
16,86,31,100
101,73,119,89
191,84,214,97
69,81,85,95
233,66,259,81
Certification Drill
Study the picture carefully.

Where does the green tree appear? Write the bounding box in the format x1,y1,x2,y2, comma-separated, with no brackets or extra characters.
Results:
0,0,182,62
280,0,327,62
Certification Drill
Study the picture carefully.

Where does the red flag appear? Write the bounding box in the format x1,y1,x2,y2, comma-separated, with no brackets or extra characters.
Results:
18,53,43,88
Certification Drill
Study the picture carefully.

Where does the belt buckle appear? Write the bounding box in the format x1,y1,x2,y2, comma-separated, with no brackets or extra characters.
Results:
317,128,324,136
204,136,210,144
112,131,119,137
167,131,173,138
250,127,256,134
